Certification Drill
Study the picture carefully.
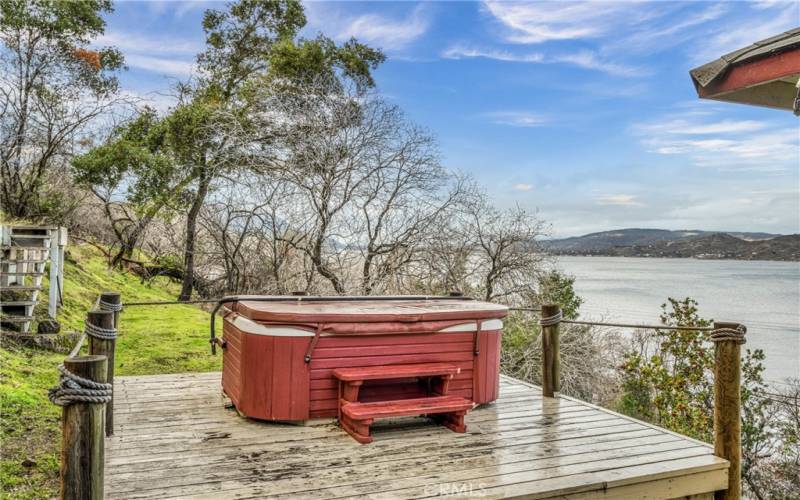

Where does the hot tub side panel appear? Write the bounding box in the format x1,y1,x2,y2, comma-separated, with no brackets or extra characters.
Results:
223,320,311,421
221,321,242,406
308,331,479,419
473,329,502,404
223,315,504,421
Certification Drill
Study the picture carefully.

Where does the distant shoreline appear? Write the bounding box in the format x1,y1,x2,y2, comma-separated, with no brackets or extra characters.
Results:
552,254,800,264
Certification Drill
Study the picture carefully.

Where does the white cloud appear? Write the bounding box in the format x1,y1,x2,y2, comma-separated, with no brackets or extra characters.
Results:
442,45,644,77
138,0,218,18
513,183,534,191
119,89,178,113
633,112,799,171
309,4,430,51
95,31,203,56
482,1,663,44
552,51,648,78
666,188,799,227
442,45,543,63
124,54,196,78
608,3,728,54
635,119,768,136
655,131,798,169
595,194,645,207
172,1,217,18
484,111,549,127
93,30,200,77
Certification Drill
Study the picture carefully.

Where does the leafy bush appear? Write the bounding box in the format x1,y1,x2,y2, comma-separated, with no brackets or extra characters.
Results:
617,297,785,499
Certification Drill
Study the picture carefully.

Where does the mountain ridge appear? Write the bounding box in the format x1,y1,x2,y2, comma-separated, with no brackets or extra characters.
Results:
544,229,797,261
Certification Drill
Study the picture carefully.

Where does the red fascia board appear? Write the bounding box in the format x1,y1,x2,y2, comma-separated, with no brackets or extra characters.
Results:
697,47,800,97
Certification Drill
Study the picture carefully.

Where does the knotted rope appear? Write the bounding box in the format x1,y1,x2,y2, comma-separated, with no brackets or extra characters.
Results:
48,364,112,407
709,325,747,345
539,310,563,327
48,310,117,406
85,319,117,341
98,299,123,312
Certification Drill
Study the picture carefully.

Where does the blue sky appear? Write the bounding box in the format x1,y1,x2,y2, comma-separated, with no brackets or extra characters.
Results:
97,0,800,237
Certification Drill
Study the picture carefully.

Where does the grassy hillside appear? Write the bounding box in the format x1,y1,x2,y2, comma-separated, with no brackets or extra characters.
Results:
1,245,221,498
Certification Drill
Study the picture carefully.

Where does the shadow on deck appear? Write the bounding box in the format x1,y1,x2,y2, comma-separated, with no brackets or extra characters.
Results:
105,373,728,499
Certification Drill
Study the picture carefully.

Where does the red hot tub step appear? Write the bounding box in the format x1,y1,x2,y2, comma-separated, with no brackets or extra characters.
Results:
333,362,462,382
334,363,474,444
334,362,462,406
340,395,474,444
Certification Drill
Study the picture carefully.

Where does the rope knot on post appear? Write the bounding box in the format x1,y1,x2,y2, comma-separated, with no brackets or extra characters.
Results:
85,320,117,340
709,324,746,345
48,363,112,407
98,299,123,312
539,310,563,327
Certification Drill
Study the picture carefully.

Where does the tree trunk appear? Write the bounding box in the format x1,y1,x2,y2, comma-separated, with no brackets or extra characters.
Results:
361,251,374,295
311,233,346,295
179,172,211,301
110,215,152,269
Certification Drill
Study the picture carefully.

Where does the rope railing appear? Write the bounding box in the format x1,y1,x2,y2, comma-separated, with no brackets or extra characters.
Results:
66,332,87,359
509,306,542,313
123,294,473,308
123,298,219,306
509,305,716,332
560,318,715,332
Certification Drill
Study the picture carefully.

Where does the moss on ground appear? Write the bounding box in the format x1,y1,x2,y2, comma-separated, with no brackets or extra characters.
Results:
1,246,221,498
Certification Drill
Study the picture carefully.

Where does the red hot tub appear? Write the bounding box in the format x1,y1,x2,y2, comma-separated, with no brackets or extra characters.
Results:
219,297,508,421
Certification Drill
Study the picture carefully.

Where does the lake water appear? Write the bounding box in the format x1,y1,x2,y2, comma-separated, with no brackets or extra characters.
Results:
556,256,800,385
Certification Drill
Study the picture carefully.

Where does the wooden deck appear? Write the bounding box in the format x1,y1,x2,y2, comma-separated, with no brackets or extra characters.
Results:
106,373,728,499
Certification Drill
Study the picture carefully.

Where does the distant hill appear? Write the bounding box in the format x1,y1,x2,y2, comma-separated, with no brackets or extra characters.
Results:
544,229,797,261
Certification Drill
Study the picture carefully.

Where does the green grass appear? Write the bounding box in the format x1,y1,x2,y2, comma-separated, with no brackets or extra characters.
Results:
1,246,221,498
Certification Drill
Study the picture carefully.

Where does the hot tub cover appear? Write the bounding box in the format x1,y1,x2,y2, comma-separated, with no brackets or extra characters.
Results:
231,298,508,324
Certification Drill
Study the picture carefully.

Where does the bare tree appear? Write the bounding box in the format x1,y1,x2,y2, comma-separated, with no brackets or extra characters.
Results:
199,175,308,294
470,201,548,302
253,83,462,295
421,193,548,303
0,1,126,218
354,125,467,294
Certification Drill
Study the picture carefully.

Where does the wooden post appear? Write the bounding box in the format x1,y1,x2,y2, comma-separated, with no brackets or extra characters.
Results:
99,291,121,329
48,228,59,318
88,309,116,436
57,227,67,305
541,304,561,398
60,355,107,500
712,321,744,500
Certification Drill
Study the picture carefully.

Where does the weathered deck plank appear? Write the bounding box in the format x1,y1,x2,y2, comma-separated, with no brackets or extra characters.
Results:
105,373,728,499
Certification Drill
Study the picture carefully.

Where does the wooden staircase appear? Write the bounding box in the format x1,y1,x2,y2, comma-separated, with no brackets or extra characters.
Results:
0,225,66,333
333,363,474,444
